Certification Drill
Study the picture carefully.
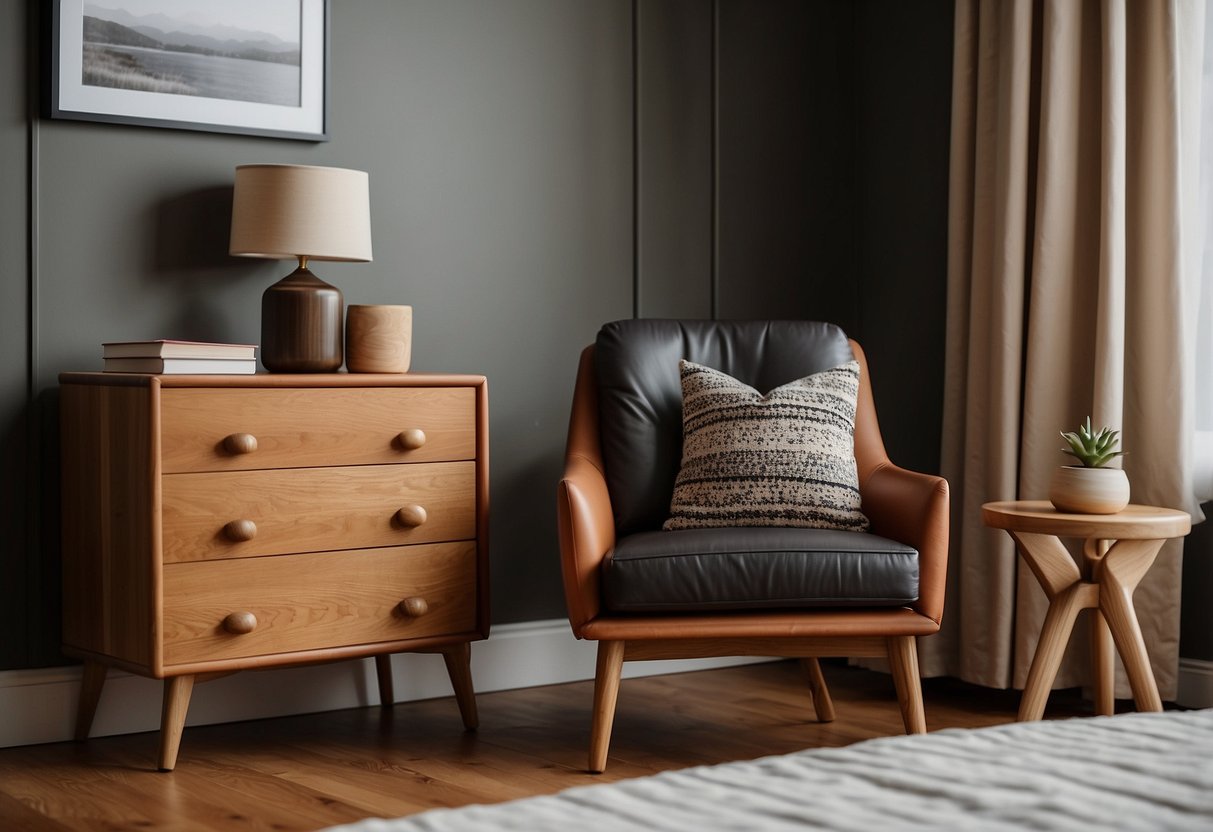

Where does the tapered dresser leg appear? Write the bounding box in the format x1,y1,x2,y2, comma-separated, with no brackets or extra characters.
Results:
75,661,108,741
589,640,625,773
800,658,835,722
158,675,195,771
375,655,395,707
441,643,479,730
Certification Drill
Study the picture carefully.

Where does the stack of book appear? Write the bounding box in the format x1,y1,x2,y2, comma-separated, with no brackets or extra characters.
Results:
102,340,258,374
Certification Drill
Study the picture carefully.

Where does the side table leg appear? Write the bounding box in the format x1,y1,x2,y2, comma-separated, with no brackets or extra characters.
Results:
75,661,108,741
441,643,479,731
1099,538,1165,713
1090,609,1115,716
1018,583,1086,721
375,655,395,706
158,675,195,771
1101,588,1163,711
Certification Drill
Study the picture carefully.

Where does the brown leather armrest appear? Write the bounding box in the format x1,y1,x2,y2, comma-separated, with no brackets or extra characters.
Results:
861,463,949,624
558,455,615,633
557,345,615,635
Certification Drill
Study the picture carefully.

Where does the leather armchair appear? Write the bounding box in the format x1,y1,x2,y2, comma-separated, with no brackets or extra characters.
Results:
557,320,949,772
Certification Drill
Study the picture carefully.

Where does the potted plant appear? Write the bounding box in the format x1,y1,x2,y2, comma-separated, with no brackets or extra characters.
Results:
1048,417,1130,514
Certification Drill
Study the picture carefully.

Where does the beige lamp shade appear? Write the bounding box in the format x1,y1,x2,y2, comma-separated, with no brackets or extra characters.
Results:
229,164,373,262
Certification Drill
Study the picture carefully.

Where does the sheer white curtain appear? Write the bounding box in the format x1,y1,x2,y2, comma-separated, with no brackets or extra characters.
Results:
1193,8,1213,498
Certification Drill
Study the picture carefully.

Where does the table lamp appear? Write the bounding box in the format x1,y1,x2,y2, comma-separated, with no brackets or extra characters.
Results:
230,163,373,372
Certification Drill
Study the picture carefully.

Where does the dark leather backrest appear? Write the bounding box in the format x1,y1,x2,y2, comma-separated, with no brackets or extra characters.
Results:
595,319,855,535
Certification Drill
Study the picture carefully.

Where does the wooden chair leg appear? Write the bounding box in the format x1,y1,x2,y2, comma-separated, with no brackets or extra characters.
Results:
799,658,835,722
375,655,395,707
441,643,479,730
886,635,926,734
158,675,195,772
589,640,625,773
75,661,108,741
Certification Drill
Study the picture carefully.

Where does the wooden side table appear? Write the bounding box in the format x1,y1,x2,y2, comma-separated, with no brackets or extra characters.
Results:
982,501,1190,721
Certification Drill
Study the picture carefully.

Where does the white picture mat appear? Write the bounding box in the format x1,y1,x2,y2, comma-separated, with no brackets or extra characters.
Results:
53,0,326,138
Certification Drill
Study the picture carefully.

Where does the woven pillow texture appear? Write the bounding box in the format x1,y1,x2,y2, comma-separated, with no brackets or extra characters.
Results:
663,359,870,532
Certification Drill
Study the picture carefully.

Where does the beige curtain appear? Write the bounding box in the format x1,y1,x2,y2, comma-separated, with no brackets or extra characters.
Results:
924,0,1206,699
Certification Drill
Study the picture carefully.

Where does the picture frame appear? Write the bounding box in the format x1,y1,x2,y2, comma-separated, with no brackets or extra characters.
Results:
47,0,329,141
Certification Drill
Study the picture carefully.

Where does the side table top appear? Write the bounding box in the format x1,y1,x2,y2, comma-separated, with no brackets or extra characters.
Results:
982,500,1191,539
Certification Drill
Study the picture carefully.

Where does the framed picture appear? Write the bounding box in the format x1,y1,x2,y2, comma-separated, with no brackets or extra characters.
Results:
47,0,329,141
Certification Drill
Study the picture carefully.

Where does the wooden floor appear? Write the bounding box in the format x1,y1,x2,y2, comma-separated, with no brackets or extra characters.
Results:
0,660,1104,832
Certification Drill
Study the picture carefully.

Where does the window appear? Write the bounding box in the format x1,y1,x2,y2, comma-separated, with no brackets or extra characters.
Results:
1191,7,1213,500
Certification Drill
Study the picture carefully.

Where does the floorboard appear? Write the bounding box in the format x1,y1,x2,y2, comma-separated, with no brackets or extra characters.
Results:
0,661,1114,831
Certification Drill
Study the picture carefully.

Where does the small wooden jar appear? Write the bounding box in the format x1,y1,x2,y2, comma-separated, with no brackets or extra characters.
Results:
345,305,412,373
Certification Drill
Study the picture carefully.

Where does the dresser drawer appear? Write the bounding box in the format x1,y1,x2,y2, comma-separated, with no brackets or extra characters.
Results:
161,461,475,563
160,387,476,473
162,542,477,665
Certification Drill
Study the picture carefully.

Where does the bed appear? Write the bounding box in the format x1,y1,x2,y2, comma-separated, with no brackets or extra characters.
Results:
324,709,1213,831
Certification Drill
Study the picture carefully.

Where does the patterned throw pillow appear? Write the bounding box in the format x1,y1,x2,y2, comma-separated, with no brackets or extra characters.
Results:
663,359,870,532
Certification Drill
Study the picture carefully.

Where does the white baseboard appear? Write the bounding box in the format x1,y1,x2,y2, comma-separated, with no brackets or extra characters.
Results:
1177,658,1213,709
0,619,769,749
7,629,1205,750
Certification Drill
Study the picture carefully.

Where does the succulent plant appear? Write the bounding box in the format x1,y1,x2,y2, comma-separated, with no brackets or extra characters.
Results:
1060,417,1124,468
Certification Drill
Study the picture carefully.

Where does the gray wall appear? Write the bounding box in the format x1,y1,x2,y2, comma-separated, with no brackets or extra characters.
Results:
2,0,956,671
854,0,953,476
1182,503,1213,660
636,0,860,326
635,0,952,479
0,0,33,669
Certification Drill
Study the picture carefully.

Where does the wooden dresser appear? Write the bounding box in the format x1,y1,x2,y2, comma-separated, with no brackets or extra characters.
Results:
58,372,489,770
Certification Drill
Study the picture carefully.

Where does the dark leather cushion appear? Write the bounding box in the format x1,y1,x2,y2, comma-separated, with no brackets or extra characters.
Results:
595,319,856,535
601,527,918,612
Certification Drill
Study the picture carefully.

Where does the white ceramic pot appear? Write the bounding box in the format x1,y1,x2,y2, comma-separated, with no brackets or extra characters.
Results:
1049,466,1130,514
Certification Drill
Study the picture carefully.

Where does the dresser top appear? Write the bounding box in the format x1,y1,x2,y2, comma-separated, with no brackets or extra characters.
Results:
60,372,487,389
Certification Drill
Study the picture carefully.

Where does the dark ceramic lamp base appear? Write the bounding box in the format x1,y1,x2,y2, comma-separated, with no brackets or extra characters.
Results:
261,264,344,373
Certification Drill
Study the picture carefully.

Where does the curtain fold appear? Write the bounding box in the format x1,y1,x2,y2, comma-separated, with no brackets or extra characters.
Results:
925,0,1206,698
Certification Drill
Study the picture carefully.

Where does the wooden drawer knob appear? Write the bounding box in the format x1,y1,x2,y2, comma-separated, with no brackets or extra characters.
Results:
396,428,427,450
223,519,258,542
397,597,429,618
223,433,259,455
222,611,258,634
396,504,428,527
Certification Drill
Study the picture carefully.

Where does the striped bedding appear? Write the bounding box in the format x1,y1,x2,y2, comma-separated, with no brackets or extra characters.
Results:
325,709,1213,832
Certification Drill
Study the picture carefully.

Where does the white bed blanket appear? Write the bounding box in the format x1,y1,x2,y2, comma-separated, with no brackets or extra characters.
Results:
325,709,1213,832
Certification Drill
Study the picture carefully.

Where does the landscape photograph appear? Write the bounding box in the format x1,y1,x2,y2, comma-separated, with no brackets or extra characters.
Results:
81,0,302,106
